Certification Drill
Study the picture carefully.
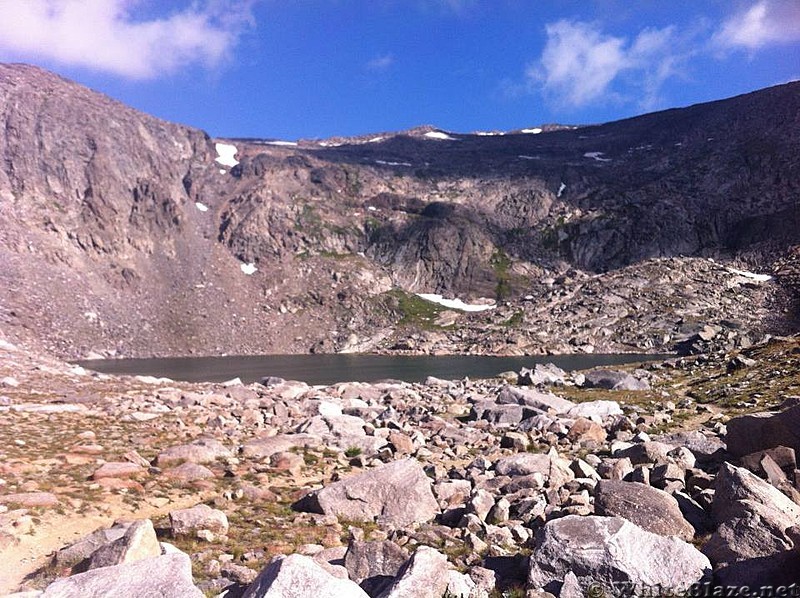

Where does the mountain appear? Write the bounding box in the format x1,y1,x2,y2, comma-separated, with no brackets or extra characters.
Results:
0,63,798,359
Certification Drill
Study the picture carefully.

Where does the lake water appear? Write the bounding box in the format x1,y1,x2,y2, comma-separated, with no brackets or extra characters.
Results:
76,353,669,386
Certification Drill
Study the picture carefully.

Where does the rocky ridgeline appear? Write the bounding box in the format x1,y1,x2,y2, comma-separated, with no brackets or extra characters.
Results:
2,336,800,596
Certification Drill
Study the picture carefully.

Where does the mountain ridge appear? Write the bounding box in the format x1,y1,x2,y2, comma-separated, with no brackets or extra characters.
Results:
0,63,798,358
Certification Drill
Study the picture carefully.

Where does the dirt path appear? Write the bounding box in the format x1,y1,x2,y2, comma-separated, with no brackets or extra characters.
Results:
0,492,210,594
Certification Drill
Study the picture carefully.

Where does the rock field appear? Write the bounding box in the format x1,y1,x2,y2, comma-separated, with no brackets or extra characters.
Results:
2,333,800,596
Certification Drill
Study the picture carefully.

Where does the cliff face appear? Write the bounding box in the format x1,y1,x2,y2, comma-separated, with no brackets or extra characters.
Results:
0,63,798,358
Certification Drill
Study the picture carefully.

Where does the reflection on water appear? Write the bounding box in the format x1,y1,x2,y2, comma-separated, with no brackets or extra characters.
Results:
76,353,669,386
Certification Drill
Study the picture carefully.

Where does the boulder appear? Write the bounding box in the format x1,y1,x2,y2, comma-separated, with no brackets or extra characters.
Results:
156,438,232,467
655,431,726,464
78,519,161,572
584,370,649,391
594,481,695,541
293,459,439,528
162,462,215,482
497,386,575,413
344,536,409,595
377,546,450,598
242,553,369,598
52,521,134,569
740,446,797,475
613,441,673,465
517,363,567,386
527,515,710,595
0,492,59,507
725,404,800,458
703,463,800,586
169,504,229,538
567,417,607,443
480,404,524,426
566,400,623,419
91,462,145,479
494,451,574,488
41,552,202,597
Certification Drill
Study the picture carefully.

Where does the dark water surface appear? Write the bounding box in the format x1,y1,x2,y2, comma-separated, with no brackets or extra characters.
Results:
76,353,669,386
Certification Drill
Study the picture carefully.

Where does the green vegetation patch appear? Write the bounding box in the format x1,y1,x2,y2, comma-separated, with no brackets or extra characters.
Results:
383,289,448,329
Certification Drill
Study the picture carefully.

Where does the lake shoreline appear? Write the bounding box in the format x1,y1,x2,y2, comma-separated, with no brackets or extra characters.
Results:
74,352,673,386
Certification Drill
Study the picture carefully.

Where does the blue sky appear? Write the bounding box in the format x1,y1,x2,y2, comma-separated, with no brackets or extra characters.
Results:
0,1,798,139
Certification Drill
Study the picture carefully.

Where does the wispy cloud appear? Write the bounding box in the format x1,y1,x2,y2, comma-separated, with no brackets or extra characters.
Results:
713,0,800,50
366,54,395,72
527,20,692,110
0,0,255,80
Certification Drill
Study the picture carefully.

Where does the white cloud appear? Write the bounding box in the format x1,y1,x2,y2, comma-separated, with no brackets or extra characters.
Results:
366,54,395,72
714,0,800,50
0,0,254,80
528,20,690,110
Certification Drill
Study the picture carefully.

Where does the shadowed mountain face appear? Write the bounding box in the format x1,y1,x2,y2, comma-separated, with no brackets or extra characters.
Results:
0,63,798,359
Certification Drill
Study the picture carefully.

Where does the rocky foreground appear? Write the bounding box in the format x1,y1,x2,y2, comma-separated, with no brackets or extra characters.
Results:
2,335,800,597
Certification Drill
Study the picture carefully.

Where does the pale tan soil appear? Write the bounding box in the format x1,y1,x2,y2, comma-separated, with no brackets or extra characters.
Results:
0,492,209,594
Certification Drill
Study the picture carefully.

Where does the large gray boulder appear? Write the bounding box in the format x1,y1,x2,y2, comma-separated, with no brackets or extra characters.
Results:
41,552,202,597
703,463,800,586
293,459,439,528
584,370,649,391
344,536,409,595
494,451,574,489
377,546,450,598
78,519,161,572
594,481,695,541
52,521,134,570
655,431,726,464
566,400,623,419
169,504,229,538
527,515,710,595
497,386,575,413
518,363,567,386
243,553,369,598
725,404,800,458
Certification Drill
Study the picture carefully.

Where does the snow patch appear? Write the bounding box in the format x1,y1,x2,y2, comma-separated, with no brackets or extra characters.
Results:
727,268,772,283
424,131,457,141
367,206,378,212
135,375,173,385
521,128,543,134
584,151,611,162
475,131,505,136
219,169,226,175
195,202,209,212
215,143,239,167
416,293,496,312
557,182,566,198
368,137,386,143
518,155,539,160
265,140,298,147
240,262,257,275
375,159,412,167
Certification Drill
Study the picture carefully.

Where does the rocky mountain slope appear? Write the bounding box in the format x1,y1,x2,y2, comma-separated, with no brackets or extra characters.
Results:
0,63,798,358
